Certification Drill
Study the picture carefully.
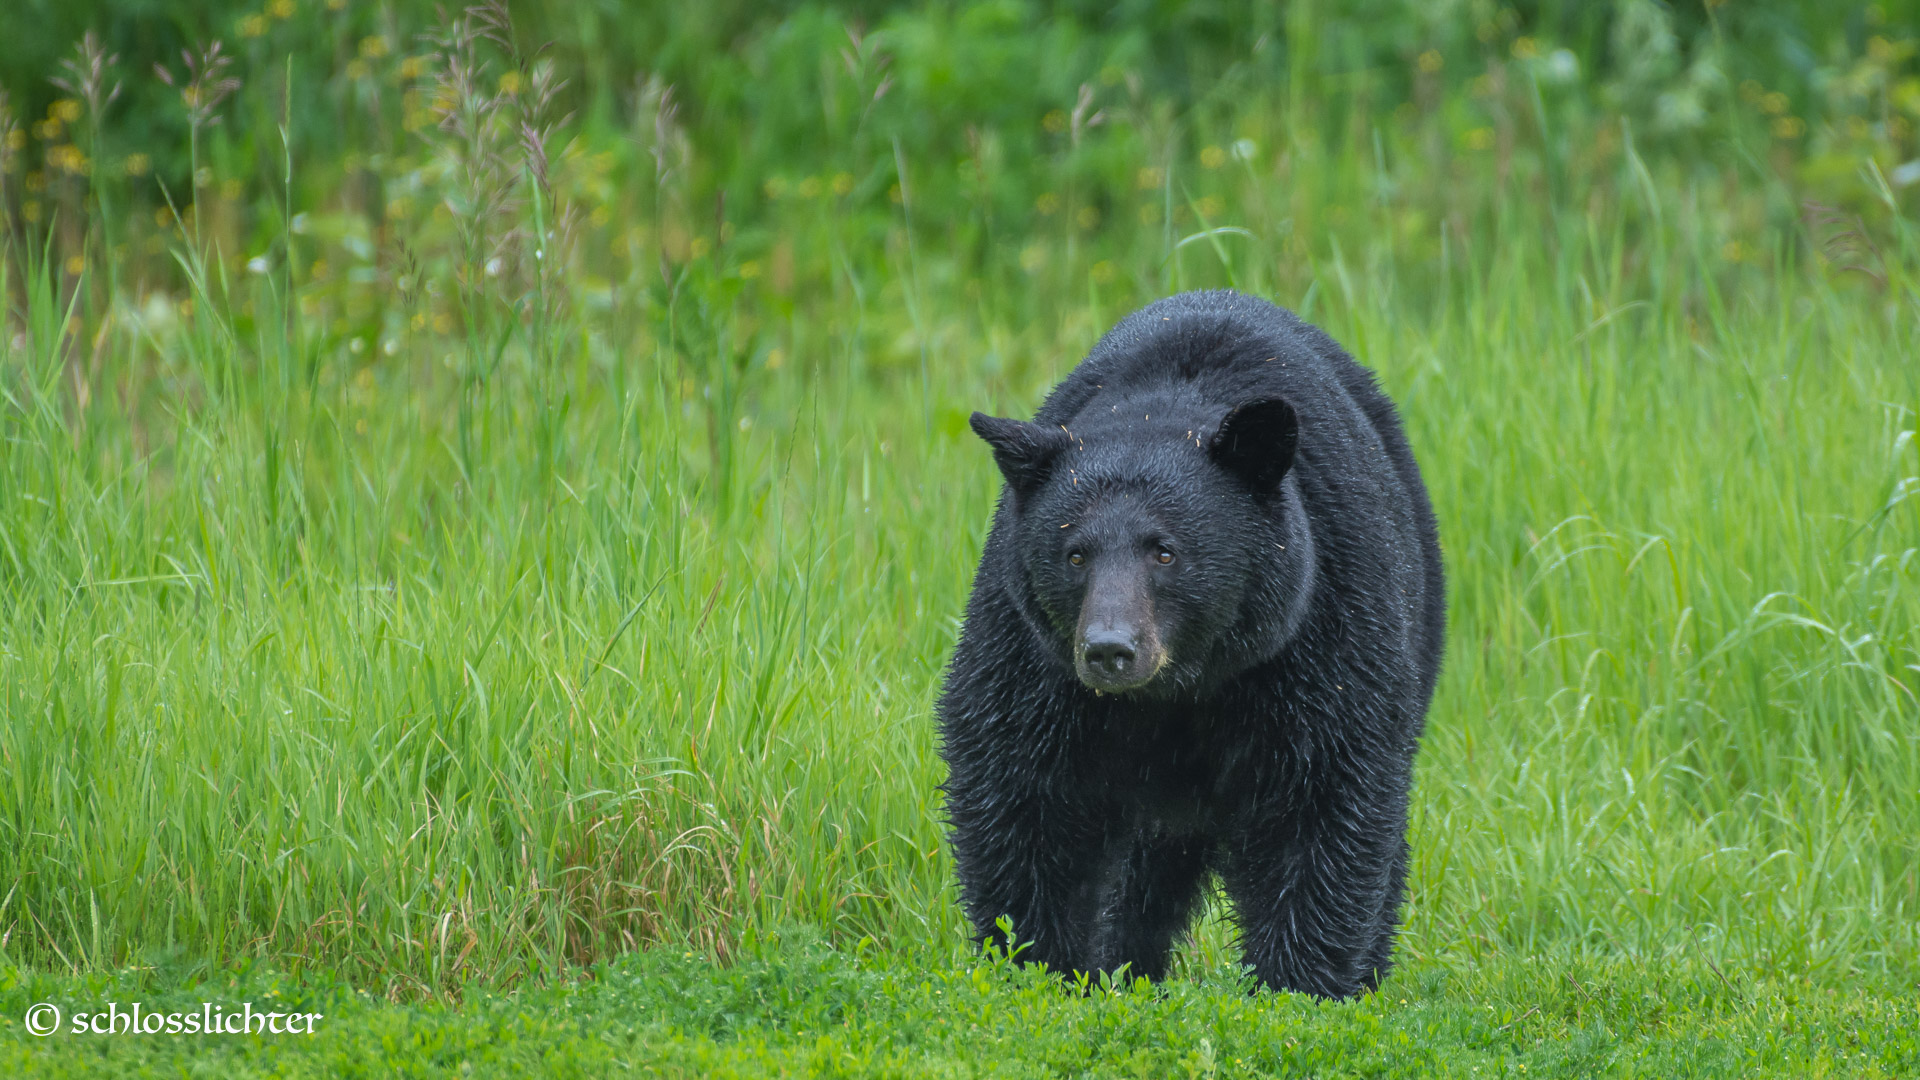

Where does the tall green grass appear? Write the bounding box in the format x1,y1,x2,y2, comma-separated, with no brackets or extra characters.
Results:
1,3,1918,997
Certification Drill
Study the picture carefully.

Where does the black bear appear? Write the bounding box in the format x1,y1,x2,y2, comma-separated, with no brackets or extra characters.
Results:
937,289,1444,999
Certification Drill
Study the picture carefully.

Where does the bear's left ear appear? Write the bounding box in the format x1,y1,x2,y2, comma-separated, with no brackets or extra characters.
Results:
970,412,1072,498
1209,398,1299,493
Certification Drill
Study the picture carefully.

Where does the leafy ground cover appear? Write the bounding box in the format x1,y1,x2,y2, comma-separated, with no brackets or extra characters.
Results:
4,931,1917,1077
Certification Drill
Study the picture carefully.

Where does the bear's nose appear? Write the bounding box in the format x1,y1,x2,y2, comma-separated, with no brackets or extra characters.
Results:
1081,629,1137,677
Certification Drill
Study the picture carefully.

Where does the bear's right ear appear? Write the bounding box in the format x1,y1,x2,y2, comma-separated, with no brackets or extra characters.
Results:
970,412,1071,498
1210,397,1299,493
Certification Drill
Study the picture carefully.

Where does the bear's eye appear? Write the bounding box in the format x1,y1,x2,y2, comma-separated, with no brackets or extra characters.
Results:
1068,550,1085,567
1155,547,1175,565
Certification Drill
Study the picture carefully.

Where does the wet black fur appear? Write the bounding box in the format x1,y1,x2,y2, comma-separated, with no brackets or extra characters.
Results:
937,290,1445,999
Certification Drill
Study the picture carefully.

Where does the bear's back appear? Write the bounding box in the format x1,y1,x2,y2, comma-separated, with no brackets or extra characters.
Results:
1035,291,1356,430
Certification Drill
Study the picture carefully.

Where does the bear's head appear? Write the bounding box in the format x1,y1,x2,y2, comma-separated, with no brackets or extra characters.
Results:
970,395,1315,698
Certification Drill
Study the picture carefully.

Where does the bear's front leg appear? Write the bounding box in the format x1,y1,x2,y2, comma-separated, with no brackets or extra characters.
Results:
1220,778,1409,999
946,789,1113,977
1088,831,1212,982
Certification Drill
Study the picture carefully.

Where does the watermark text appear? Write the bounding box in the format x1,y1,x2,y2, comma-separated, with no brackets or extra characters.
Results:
23,1001,324,1037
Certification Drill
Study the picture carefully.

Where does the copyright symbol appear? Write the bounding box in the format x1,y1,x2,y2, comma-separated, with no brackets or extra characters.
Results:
24,1003,60,1037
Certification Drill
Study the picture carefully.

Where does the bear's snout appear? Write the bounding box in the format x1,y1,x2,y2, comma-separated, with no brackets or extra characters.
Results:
1075,596,1166,693
1072,554,1169,692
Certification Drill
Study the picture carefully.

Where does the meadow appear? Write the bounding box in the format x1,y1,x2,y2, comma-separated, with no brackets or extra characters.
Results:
2,1,1919,1074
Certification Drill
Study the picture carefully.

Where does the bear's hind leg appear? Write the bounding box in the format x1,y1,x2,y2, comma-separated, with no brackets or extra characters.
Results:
1090,833,1211,983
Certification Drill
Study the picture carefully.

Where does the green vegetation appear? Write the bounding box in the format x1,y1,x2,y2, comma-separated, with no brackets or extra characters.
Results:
2,0,1919,1073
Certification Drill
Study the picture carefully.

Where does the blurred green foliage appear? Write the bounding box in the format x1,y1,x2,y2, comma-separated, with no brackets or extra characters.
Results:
3,1,1917,218
1,0,1915,350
